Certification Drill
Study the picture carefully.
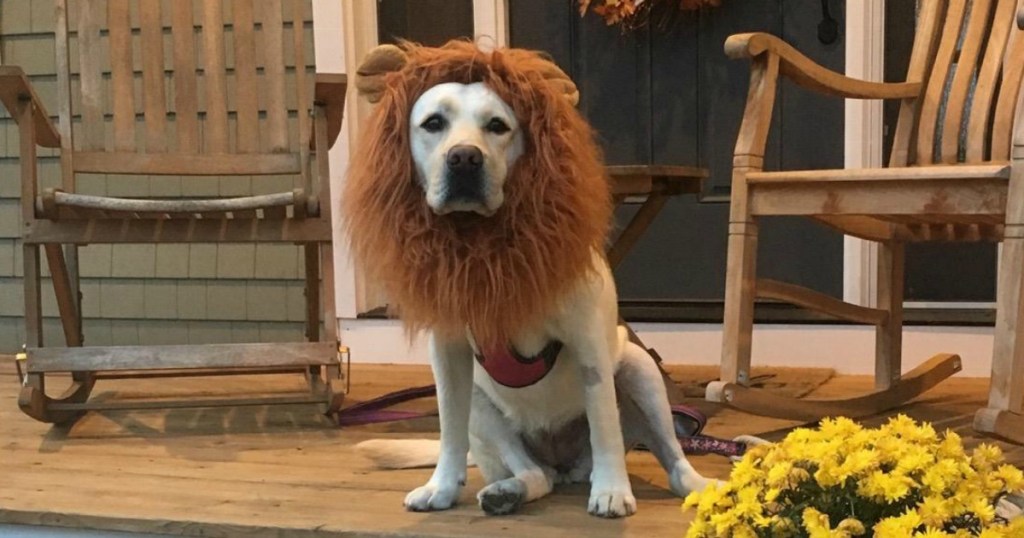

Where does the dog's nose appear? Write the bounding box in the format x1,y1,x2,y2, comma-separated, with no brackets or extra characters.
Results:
446,145,483,174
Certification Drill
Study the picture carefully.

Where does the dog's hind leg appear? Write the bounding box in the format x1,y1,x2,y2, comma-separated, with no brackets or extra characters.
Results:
616,342,711,497
470,387,555,515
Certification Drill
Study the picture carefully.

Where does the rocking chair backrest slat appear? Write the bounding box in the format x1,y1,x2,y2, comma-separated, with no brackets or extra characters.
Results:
900,0,1024,166
939,0,993,163
233,0,259,154
108,0,135,151
76,2,105,151
54,0,315,179
965,0,1019,162
889,0,947,167
201,1,230,154
292,0,311,158
261,0,290,153
170,0,200,154
140,0,168,153
915,0,967,166
991,4,1024,160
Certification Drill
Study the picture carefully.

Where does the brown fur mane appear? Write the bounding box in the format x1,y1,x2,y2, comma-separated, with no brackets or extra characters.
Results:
342,41,612,347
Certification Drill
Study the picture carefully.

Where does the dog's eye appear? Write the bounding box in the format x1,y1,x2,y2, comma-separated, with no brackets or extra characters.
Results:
486,118,511,134
421,115,446,133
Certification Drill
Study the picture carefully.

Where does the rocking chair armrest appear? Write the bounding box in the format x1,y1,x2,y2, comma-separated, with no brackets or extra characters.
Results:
0,66,61,148
311,73,348,151
725,33,921,100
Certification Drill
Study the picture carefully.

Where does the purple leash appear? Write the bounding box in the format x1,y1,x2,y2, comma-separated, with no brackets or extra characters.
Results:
333,386,747,459
334,384,437,426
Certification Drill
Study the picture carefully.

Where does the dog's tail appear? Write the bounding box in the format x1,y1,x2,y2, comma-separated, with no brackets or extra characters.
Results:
355,439,478,469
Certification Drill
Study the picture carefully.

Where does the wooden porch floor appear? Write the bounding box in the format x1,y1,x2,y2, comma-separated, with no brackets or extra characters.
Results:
1,362,1021,537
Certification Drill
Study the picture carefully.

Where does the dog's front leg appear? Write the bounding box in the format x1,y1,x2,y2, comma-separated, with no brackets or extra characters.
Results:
577,341,636,518
404,332,474,512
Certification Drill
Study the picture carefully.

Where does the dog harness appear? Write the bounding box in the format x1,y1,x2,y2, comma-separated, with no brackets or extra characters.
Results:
474,340,563,388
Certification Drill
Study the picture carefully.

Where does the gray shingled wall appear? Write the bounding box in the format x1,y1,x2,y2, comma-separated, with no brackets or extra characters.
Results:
0,1,315,351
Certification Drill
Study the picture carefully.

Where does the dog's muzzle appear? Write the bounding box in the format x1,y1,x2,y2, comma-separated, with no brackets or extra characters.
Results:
443,145,485,205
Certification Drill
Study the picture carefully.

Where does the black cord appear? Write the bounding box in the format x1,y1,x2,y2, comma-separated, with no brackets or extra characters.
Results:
818,0,839,45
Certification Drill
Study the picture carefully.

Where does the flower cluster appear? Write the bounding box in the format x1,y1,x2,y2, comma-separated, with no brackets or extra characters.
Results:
683,415,1024,537
578,0,722,27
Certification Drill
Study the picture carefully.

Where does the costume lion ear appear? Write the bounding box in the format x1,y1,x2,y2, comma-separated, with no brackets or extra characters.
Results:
540,63,579,107
526,51,580,107
355,44,409,103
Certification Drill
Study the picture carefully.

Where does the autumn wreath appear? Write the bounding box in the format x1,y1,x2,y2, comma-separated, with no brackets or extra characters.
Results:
578,0,722,29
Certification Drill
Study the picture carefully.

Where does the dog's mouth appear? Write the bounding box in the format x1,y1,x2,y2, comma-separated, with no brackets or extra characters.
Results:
432,181,498,217
432,201,496,217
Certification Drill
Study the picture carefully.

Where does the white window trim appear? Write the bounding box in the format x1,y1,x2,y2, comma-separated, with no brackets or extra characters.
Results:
843,0,885,308
473,0,509,48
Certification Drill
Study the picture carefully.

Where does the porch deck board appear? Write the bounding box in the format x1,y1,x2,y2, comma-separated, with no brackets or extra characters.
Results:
0,362,1020,537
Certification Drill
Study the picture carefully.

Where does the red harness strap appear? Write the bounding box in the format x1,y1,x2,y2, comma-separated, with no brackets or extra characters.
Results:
474,341,563,388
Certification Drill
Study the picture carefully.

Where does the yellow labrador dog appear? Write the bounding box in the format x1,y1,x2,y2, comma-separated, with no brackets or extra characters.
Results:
349,43,712,519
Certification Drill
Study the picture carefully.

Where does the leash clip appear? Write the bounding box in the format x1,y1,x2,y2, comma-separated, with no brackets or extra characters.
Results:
338,345,351,394
14,345,28,386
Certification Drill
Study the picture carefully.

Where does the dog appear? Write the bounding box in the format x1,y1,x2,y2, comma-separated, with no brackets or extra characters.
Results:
343,41,712,518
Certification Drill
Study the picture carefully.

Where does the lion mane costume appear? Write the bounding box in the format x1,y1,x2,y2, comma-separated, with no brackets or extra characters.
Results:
342,40,612,348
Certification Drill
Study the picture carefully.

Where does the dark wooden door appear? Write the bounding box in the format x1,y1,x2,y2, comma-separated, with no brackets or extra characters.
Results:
509,1,846,318
378,0,475,46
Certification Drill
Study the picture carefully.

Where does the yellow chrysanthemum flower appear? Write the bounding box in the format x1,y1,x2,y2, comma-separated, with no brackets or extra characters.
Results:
874,509,924,537
971,496,997,524
836,517,867,536
996,464,1024,491
682,416,1023,537
859,470,915,502
802,507,832,538
973,444,1005,472
917,495,950,528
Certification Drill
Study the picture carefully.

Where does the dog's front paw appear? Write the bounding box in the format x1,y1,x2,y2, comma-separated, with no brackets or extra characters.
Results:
404,482,462,512
587,487,636,518
477,478,527,515
669,462,716,497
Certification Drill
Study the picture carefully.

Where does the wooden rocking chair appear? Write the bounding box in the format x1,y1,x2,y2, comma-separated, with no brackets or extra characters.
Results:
708,0,1024,443
3,0,348,424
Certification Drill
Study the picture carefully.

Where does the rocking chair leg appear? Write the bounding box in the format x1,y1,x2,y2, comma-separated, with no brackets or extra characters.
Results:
65,245,83,344
875,241,905,390
320,241,345,413
44,244,83,347
717,220,759,387
975,223,1024,443
301,241,344,414
23,244,43,348
19,371,94,425
302,243,324,391
303,243,321,343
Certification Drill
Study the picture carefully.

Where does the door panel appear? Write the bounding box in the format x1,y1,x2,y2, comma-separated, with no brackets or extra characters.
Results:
378,0,474,46
509,1,845,303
